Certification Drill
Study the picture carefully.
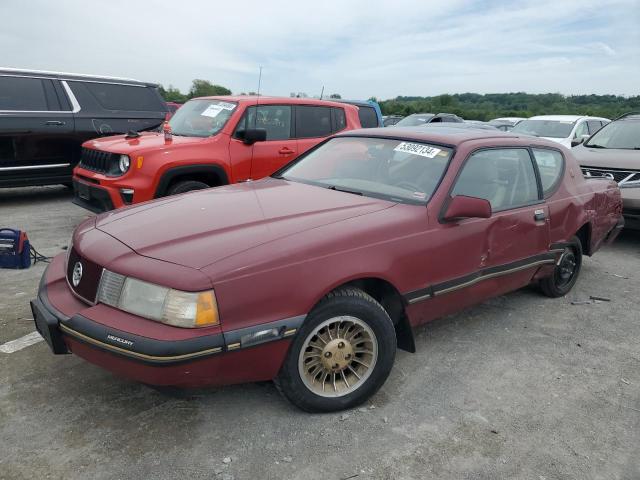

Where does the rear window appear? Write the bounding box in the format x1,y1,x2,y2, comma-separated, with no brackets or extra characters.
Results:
358,106,379,128
69,81,165,112
511,119,576,139
0,76,48,110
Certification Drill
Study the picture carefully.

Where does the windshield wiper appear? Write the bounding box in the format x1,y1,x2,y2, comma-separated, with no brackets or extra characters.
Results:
585,143,607,148
327,185,363,196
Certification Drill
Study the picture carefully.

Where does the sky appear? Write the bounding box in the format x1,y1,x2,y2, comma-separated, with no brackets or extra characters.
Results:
1,0,639,99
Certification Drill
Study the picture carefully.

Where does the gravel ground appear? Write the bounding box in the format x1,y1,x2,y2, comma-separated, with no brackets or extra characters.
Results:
1,186,639,480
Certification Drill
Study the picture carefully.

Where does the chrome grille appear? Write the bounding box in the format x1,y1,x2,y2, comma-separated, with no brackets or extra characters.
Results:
581,167,640,186
78,148,116,174
97,269,126,307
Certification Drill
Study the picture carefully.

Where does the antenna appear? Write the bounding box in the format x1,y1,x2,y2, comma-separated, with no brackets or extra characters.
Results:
257,66,263,97
253,66,262,130
320,85,324,100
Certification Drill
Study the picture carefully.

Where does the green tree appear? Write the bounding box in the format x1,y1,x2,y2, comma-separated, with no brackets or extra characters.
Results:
329,93,341,99
158,84,188,103
188,79,232,98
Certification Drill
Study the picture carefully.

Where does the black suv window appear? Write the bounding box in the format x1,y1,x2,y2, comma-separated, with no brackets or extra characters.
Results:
69,81,164,111
235,105,292,140
0,76,49,110
452,148,539,211
357,106,378,128
296,106,332,138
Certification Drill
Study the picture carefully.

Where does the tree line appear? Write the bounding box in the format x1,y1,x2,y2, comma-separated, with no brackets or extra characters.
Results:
159,80,639,120
378,93,640,120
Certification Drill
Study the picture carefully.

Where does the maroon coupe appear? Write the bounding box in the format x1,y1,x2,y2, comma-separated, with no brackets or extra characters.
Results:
31,127,624,412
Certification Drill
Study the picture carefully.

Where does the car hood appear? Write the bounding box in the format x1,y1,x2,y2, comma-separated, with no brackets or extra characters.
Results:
95,178,394,269
572,145,640,169
83,131,207,154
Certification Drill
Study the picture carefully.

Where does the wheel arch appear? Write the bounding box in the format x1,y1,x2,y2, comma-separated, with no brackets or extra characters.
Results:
154,164,229,198
310,276,415,353
575,222,592,256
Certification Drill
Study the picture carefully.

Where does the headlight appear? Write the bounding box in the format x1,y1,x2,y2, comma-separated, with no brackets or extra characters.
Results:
97,271,219,328
118,155,130,174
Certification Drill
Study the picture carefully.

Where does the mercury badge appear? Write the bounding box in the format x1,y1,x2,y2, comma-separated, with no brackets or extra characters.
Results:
72,261,83,287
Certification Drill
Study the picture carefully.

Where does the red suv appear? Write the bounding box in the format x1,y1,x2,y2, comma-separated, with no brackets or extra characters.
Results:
72,96,361,212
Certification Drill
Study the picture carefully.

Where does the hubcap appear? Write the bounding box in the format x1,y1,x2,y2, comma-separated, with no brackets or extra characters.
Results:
298,316,378,397
555,249,577,287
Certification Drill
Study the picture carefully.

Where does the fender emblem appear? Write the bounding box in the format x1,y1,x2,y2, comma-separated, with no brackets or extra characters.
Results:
106,334,134,348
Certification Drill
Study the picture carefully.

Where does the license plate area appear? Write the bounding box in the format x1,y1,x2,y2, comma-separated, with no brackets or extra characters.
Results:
77,182,90,200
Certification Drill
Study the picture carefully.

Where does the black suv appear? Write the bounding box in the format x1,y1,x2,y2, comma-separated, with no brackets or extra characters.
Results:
0,68,167,188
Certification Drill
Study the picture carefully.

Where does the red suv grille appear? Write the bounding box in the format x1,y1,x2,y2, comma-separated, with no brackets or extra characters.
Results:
78,148,116,174
66,247,103,304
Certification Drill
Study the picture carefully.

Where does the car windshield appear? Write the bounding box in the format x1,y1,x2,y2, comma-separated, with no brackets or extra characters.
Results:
394,114,435,127
168,99,237,137
511,119,575,138
585,120,640,149
279,137,453,204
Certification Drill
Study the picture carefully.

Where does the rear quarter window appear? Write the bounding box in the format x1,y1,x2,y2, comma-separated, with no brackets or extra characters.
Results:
69,81,165,112
532,148,564,196
358,106,379,128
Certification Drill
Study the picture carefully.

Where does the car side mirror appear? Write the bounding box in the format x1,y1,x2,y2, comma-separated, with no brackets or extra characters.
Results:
242,128,267,145
571,134,590,147
442,195,492,222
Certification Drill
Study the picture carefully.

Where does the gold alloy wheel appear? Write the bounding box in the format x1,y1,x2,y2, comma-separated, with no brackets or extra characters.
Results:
298,316,378,397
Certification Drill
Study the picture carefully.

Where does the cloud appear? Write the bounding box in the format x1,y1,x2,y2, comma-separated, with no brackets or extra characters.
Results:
0,0,638,98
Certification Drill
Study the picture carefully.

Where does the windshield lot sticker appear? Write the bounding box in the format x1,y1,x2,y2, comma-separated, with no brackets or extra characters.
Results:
218,102,236,111
201,104,225,117
394,142,442,158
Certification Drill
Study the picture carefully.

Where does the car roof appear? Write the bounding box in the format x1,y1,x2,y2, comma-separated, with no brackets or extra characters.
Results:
336,126,531,146
333,99,376,107
527,114,609,122
0,67,157,87
491,117,526,122
198,95,353,108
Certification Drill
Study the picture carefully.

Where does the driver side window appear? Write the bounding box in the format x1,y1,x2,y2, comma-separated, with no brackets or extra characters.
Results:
452,148,540,211
234,105,292,140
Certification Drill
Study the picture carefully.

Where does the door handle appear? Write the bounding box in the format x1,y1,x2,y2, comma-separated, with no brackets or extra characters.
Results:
45,121,65,126
534,209,546,221
278,147,295,155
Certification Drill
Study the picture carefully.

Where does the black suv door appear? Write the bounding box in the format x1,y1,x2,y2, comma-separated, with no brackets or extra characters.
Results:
0,75,75,187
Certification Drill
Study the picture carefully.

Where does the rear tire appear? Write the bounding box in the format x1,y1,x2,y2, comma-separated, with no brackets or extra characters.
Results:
167,180,210,196
275,288,396,412
540,236,582,298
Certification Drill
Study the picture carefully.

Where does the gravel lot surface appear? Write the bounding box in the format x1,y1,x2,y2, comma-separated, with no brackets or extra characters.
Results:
1,186,639,480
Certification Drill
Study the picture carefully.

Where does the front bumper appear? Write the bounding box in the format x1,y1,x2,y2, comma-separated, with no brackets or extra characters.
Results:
621,188,640,230
72,179,115,213
31,256,304,387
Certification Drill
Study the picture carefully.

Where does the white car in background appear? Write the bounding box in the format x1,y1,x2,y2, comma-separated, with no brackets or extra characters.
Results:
511,115,610,148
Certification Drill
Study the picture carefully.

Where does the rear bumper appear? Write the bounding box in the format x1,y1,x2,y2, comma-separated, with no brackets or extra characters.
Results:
31,257,303,387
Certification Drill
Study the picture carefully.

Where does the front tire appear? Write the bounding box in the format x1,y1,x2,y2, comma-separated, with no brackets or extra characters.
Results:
540,236,582,298
275,288,396,412
167,180,210,195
